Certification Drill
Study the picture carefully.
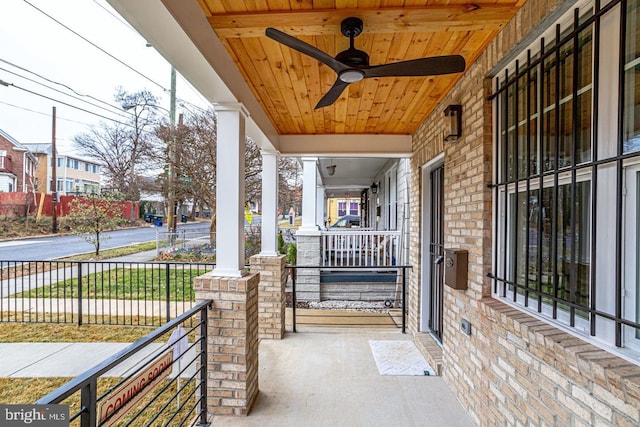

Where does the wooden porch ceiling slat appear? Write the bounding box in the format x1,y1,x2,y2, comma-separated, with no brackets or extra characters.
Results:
208,5,515,38
196,0,523,137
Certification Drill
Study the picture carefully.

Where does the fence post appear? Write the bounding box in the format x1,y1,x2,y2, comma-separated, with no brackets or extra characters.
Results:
80,378,97,427
401,267,406,334
165,263,171,323
197,303,209,426
77,262,83,326
292,267,297,333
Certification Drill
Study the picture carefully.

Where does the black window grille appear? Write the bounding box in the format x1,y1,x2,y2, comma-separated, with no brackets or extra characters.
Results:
490,0,640,352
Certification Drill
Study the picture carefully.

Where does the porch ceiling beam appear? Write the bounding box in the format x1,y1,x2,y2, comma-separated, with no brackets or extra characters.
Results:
278,134,412,157
208,5,514,38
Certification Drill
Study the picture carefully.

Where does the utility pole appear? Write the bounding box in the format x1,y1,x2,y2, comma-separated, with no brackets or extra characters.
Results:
51,106,58,234
167,66,177,237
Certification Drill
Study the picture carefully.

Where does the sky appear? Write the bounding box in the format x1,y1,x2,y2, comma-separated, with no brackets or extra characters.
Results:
0,0,210,154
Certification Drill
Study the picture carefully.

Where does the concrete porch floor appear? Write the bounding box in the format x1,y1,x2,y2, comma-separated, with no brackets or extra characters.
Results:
211,328,474,427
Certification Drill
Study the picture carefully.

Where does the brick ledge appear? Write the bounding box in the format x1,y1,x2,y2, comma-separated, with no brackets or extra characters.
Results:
479,297,640,410
414,332,443,375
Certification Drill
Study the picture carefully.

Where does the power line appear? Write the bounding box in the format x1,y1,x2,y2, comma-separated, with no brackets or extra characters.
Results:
92,0,138,34
0,100,94,128
1,80,131,127
0,100,163,149
79,0,210,115
0,65,130,120
176,73,210,109
8,0,208,131
22,0,167,92
0,57,128,117
25,0,210,118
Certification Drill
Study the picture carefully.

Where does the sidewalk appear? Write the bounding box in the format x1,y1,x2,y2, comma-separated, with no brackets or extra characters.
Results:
0,342,196,378
100,249,157,262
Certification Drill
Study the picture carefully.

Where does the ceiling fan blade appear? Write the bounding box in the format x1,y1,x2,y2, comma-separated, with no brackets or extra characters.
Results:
363,55,466,78
266,28,348,74
315,79,350,109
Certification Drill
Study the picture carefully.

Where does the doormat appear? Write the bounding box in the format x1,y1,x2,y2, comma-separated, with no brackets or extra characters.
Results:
369,340,437,376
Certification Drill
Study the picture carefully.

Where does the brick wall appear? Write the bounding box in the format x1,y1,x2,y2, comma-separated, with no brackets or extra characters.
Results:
194,272,259,416
0,192,138,219
250,254,287,340
410,0,640,425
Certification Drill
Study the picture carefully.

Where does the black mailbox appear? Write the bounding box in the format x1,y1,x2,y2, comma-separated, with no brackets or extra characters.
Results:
444,248,468,290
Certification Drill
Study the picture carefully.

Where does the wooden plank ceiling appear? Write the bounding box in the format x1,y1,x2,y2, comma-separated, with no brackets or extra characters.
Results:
197,0,523,136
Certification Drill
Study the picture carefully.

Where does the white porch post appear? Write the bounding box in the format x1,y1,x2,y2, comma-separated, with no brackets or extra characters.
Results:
316,185,325,228
260,150,279,256
213,102,248,277
296,157,321,300
300,157,319,231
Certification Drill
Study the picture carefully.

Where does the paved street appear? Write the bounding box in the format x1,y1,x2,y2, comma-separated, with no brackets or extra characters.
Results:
0,222,210,261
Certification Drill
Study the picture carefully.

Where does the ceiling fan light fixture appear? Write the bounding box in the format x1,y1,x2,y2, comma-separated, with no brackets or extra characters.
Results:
339,69,365,83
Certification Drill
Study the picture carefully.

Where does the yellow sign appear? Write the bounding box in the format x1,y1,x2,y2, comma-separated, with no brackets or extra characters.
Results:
244,204,253,225
98,349,174,426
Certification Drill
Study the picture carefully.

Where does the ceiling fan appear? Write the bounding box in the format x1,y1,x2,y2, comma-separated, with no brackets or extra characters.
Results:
265,17,466,109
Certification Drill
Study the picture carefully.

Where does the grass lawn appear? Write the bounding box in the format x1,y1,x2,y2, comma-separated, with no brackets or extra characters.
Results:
60,241,157,261
16,267,202,302
0,317,157,342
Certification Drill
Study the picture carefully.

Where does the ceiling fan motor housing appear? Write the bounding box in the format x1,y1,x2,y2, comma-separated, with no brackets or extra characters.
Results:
341,17,363,38
336,17,369,67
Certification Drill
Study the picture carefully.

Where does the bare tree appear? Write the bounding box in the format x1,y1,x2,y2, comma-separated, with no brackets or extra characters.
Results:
74,89,163,201
278,157,302,215
156,108,263,232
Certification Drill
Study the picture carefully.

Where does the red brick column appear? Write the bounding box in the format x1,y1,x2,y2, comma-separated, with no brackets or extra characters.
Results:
194,272,259,416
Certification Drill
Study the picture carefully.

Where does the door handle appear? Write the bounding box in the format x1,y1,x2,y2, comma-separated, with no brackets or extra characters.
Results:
434,255,444,265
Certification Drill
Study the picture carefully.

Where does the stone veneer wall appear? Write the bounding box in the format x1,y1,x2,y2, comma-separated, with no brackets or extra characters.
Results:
250,254,287,340
409,0,640,425
294,233,321,301
194,272,259,416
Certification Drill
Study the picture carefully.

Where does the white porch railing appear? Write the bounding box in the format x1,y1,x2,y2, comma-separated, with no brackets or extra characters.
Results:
321,230,401,267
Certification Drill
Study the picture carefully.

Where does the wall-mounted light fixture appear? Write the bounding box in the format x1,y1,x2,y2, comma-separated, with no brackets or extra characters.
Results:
371,182,378,194
444,104,462,142
326,163,336,176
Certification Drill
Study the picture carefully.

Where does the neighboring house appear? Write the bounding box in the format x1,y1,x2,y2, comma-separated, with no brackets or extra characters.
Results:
110,1,640,425
325,196,359,226
23,144,101,195
0,129,36,193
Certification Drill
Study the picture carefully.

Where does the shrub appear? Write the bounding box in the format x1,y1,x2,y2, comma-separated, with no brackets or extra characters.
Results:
286,243,297,265
278,230,286,254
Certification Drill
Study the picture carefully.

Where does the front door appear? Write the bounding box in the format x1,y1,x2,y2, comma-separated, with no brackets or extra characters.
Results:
428,164,445,342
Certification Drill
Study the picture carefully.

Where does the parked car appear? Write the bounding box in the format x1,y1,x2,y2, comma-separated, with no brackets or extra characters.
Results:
329,215,361,228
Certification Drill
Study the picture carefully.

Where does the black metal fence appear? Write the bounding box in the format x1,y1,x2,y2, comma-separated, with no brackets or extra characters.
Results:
36,300,211,427
289,265,410,333
0,260,215,326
